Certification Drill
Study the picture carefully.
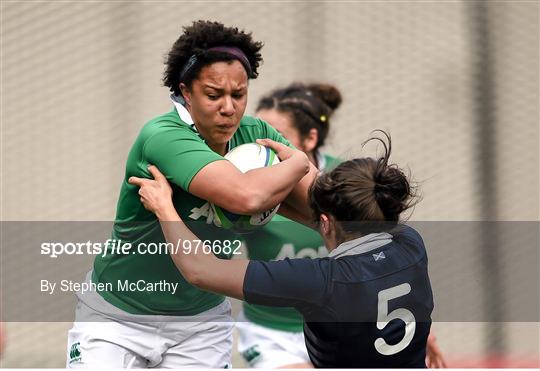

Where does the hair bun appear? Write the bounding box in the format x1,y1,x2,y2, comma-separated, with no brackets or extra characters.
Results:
373,165,411,221
306,83,343,112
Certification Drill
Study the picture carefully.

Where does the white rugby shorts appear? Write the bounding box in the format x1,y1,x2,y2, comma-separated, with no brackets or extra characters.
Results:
236,311,311,368
66,274,232,368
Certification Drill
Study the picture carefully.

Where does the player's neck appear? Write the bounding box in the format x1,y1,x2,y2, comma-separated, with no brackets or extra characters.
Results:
207,142,228,156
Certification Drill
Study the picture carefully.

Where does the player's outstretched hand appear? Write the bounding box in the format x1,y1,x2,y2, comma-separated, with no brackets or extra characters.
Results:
426,333,448,368
128,165,173,216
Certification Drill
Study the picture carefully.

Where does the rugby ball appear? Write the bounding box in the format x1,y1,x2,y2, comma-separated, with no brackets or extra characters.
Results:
211,143,281,233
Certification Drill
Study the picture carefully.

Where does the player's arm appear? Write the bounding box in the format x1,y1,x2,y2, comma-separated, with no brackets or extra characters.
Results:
129,165,325,304
160,213,248,299
189,139,311,215
129,165,248,299
144,130,309,216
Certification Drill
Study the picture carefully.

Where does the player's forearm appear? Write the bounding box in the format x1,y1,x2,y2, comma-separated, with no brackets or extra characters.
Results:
241,151,310,213
196,259,248,300
158,209,247,300
157,208,219,285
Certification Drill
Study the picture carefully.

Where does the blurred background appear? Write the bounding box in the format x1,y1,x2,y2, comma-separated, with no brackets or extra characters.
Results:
1,0,538,367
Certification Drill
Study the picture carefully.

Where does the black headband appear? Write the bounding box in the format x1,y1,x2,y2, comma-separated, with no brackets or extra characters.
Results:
180,46,252,81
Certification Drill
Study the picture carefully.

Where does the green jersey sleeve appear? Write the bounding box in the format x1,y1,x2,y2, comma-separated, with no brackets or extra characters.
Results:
143,127,224,191
230,116,293,149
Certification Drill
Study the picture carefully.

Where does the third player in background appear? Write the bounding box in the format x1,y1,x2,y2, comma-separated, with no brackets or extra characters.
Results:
237,82,341,368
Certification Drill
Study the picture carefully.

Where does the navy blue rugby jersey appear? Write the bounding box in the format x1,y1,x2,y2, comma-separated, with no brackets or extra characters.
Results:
243,225,433,368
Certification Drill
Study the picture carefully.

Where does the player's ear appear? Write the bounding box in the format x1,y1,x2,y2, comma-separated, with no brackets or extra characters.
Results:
320,213,339,251
180,83,191,105
302,128,318,153
320,213,331,235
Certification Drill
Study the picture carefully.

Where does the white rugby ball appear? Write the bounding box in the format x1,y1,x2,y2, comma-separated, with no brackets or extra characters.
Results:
211,143,281,232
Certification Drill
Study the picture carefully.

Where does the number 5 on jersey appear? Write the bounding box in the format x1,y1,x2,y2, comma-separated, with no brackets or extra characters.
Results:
374,283,416,356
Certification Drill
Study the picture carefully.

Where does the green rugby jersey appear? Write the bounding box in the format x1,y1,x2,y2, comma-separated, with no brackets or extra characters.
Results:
93,108,290,315
242,154,339,332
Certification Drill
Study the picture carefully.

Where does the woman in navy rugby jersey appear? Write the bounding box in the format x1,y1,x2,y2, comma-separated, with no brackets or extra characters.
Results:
130,131,438,368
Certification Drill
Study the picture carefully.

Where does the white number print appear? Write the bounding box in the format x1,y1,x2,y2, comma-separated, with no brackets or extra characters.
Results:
374,283,416,356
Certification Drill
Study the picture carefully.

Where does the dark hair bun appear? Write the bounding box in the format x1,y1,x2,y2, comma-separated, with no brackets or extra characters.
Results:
309,130,418,234
373,165,412,221
306,83,343,112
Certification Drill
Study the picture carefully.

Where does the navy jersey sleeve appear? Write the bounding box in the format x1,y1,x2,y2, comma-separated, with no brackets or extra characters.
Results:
243,258,331,308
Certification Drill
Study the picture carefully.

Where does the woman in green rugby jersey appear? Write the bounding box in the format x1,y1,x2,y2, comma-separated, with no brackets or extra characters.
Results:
66,20,317,368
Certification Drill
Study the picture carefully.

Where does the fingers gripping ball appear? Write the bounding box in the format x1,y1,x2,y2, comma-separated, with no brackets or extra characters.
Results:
211,143,281,233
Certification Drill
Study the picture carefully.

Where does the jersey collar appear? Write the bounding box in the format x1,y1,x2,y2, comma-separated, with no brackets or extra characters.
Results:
171,94,196,129
329,232,393,259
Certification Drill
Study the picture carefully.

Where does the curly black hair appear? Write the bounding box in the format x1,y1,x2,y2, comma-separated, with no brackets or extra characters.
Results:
163,20,264,96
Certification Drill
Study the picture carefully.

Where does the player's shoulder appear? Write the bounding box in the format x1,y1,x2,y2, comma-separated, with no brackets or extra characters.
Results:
391,224,425,254
144,109,188,129
333,226,427,281
232,115,280,145
378,224,428,270
145,109,182,127
139,109,198,140
239,114,263,126
255,255,333,276
236,115,268,134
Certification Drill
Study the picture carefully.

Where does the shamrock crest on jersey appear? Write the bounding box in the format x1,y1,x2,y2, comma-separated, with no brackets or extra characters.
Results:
69,342,82,364
189,202,218,225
